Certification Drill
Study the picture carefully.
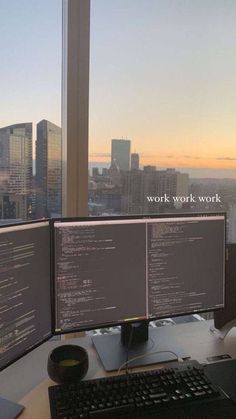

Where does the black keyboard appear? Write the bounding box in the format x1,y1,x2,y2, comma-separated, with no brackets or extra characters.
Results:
48,361,231,419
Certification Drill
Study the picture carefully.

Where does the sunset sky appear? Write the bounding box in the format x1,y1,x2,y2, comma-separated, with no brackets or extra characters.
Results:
90,0,236,173
1,0,236,176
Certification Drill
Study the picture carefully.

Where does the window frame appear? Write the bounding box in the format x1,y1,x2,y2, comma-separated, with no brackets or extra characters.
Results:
62,0,90,217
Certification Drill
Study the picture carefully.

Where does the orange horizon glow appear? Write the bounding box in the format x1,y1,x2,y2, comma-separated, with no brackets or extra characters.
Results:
89,151,236,171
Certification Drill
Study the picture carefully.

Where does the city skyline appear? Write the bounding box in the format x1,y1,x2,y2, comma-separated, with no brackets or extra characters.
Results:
1,118,236,239
1,1,236,178
1,117,236,180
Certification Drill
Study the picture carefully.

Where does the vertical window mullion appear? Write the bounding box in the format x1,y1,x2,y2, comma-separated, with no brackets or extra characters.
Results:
62,0,90,217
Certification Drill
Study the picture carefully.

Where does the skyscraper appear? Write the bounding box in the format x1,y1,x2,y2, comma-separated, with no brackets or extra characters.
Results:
121,168,189,214
109,158,121,186
131,153,140,170
111,139,131,171
36,119,62,217
0,123,32,220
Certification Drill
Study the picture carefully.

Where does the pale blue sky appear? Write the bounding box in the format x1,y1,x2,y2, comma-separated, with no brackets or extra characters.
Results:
1,0,236,176
0,0,62,129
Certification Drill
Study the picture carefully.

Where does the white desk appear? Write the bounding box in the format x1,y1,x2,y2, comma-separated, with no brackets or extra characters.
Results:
1,320,236,419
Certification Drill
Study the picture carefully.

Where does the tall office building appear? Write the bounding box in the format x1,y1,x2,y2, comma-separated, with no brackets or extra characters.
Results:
0,123,32,220
122,168,189,214
131,153,140,170
175,172,190,209
121,169,143,214
111,139,131,171
36,119,62,218
109,158,121,186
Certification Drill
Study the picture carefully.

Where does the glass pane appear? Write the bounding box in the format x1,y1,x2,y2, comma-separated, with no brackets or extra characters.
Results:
89,0,236,243
0,0,62,223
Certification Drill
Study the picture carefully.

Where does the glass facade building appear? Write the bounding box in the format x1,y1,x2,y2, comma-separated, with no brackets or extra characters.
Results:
111,139,131,172
36,119,62,218
0,123,32,220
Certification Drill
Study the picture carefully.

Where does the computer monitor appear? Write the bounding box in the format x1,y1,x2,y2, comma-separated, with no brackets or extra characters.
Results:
0,220,52,372
211,243,236,338
53,213,225,371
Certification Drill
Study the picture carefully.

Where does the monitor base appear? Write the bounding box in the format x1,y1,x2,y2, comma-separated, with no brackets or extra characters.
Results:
210,319,236,340
92,326,190,372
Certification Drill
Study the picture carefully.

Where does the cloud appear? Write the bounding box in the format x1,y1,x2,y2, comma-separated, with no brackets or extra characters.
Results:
89,153,110,158
183,155,200,160
140,154,174,159
139,153,154,158
216,157,236,161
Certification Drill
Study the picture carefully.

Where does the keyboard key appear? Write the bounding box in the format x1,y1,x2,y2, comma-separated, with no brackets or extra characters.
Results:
48,362,224,419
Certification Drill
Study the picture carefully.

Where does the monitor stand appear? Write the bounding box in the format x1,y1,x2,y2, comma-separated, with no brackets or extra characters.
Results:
210,319,236,339
92,321,189,372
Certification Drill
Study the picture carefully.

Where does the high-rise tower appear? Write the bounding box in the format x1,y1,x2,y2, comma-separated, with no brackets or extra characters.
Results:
131,153,140,170
36,119,62,217
0,123,32,220
111,139,131,171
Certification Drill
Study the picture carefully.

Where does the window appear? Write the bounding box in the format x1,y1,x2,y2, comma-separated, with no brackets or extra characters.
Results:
0,0,62,222
89,0,236,244
2,0,236,245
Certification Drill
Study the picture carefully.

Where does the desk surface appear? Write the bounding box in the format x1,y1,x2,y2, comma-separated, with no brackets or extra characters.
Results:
1,320,236,419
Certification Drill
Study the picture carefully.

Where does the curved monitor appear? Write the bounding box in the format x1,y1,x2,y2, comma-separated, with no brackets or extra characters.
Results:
53,213,225,334
0,220,52,371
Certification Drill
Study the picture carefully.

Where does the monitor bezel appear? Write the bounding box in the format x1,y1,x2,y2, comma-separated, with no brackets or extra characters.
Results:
52,211,226,336
0,219,53,372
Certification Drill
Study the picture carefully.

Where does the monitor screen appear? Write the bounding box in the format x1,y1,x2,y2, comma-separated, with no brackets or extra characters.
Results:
53,213,225,334
0,221,52,371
